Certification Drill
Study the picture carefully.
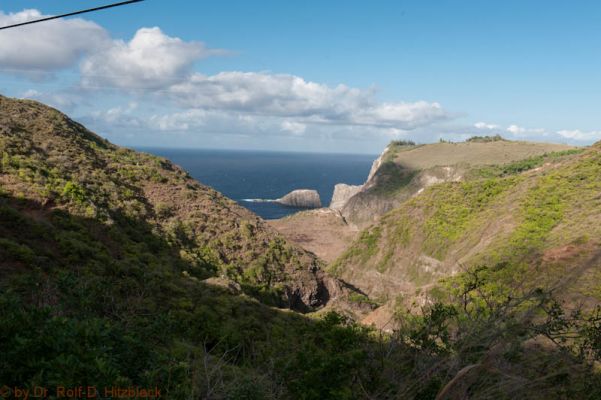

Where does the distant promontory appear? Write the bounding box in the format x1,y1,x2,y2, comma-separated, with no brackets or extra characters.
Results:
276,189,321,208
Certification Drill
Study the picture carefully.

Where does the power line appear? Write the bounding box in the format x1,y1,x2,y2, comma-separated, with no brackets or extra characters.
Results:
0,0,145,31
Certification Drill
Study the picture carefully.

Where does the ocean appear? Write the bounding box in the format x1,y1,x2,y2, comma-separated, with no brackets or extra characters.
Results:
140,148,376,219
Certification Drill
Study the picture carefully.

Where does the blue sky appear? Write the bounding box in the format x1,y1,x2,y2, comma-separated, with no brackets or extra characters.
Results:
0,1,600,153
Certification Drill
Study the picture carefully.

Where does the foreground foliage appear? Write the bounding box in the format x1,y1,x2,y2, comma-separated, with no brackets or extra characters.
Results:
1,195,599,399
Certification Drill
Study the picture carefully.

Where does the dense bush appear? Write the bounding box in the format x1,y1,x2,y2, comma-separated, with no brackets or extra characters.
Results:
466,134,506,143
390,139,417,146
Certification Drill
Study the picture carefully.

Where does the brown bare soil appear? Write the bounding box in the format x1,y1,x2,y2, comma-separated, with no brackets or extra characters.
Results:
268,208,359,263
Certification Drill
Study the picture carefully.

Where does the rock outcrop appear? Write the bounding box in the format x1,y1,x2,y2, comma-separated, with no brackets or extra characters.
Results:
326,146,391,213
276,189,321,208
329,183,362,210
365,145,390,186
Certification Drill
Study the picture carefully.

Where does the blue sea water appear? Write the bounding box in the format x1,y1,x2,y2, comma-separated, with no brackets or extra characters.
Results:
139,148,376,219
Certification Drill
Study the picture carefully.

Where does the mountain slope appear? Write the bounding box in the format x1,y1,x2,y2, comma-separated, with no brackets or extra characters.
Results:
1,96,600,399
330,143,601,313
268,208,359,263
0,95,352,311
0,95,377,397
341,139,577,227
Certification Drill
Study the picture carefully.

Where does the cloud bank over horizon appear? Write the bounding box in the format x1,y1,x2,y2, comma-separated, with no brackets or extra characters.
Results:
1,7,599,152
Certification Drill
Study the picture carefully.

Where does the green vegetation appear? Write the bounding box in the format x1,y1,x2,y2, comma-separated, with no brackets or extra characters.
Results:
1,96,600,399
0,95,330,311
471,149,584,179
347,292,380,307
369,162,417,196
421,177,519,258
330,226,382,275
3,192,599,398
466,134,506,143
0,195,378,398
389,139,417,147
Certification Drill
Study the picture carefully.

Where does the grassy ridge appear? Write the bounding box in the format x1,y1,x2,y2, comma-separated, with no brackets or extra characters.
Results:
341,139,576,228
331,146,601,304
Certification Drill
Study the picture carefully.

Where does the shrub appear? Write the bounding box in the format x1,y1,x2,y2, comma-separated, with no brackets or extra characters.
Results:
62,181,87,204
466,134,506,143
390,139,416,146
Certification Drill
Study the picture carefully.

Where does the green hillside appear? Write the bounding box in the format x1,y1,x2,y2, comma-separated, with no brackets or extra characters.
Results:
331,142,600,313
341,139,578,227
0,95,352,312
1,96,599,399
383,139,575,170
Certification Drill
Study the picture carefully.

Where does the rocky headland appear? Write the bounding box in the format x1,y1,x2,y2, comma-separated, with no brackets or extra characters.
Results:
329,183,362,210
276,189,322,208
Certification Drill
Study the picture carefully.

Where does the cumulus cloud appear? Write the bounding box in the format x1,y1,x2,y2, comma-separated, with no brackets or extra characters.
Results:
86,103,144,129
148,109,208,131
474,122,499,130
0,9,108,76
506,124,545,136
0,10,220,86
169,72,449,129
1,9,450,140
20,88,84,112
557,129,601,141
81,27,221,89
281,120,306,134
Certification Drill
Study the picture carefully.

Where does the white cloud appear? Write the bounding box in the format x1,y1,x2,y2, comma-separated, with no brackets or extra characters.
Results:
474,121,499,130
148,109,208,131
145,110,294,135
281,120,306,134
21,89,42,98
169,72,449,129
506,124,545,136
81,27,220,89
20,88,82,111
384,128,407,137
0,9,109,75
87,103,143,128
1,9,450,142
557,129,601,141
506,124,525,134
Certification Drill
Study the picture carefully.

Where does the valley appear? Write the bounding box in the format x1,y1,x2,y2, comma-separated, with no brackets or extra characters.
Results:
1,96,600,399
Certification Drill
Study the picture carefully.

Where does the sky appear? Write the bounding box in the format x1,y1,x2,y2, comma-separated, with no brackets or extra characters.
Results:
0,0,600,154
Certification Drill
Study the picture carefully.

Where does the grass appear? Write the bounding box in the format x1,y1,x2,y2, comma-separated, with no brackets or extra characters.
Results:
420,177,519,259
332,144,601,321
385,140,577,170
470,149,584,179
369,162,417,196
329,226,382,276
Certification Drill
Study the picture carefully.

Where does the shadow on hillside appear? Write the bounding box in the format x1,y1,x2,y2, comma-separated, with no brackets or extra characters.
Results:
0,193,391,398
1,194,599,399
